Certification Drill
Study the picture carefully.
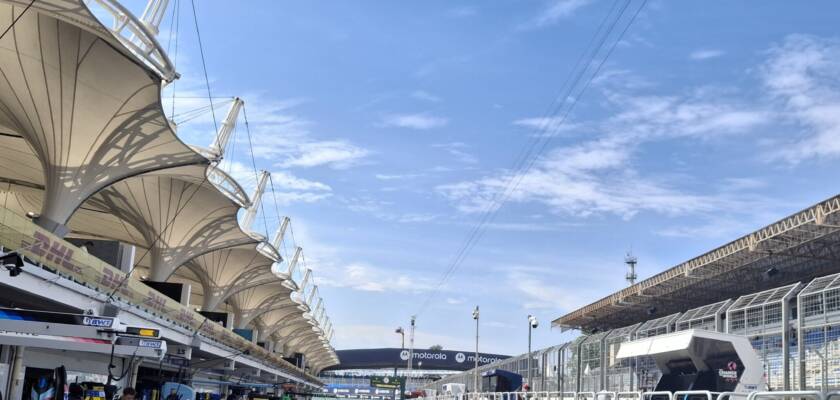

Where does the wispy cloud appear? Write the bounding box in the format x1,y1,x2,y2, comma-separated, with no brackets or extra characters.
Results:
437,139,724,218
191,95,372,170
379,113,449,130
316,262,434,293
343,196,438,224
274,140,370,169
690,49,725,60
447,6,477,18
333,324,473,351
375,173,426,181
513,117,582,137
439,80,771,219
411,90,443,102
218,161,333,208
759,35,840,163
525,0,594,29
271,171,332,192
432,142,478,164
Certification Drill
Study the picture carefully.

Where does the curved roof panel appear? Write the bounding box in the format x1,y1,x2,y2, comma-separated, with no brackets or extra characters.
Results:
0,3,204,234
230,281,294,328
185,243,278,311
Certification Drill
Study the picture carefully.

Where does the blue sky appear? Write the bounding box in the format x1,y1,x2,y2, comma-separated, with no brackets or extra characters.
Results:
131,0,840,355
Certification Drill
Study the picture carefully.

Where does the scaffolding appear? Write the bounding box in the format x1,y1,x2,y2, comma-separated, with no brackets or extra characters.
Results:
727,282,801,390
798,273,840,391
604,323,640,392
426,272,840,395
634,313,679,391
676,299,731,332
578,331,608,392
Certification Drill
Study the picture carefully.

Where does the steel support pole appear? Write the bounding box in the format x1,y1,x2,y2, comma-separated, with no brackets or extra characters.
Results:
527,323,532,388
474,311,479,392
9,346,24,400
600,334,607,391
782,291,792,390
798,291,806,390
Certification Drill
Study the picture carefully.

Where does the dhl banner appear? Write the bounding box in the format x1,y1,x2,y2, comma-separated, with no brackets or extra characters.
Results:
0,207,310,380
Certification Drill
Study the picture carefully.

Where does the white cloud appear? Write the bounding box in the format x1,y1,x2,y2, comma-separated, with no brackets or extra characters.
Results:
333,324,473,350
689,49,725,60
316,262,434,293
271,171,331,192
527,0,593,28
274,140,370,169
272,191,333,206
214,161,332,208
432,142,478,164
447,6,477,18
379,113,449,130
513,117,581,137
507,267,593,311
759,35,840,163
375,173,425,181
437,139,723,218
343,196,438,224
411,90,442,102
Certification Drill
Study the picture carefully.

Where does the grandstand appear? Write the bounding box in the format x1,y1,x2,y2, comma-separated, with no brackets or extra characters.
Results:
427,195,840,394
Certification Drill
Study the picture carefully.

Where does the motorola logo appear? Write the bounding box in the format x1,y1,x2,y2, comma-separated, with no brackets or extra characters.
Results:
455,353,466,363
400,350,410,360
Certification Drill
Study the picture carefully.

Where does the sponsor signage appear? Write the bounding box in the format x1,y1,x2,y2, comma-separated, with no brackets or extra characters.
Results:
330,348,511,371
82,316,114,328
0,209,299,376
370,376,405,389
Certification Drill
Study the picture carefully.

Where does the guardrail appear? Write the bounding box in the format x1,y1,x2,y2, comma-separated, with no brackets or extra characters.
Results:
0,207,315,382
426,392,840,400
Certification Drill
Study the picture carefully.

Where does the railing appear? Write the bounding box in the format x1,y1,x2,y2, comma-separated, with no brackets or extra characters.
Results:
716,393,749,400
746,392,824,400
673,391,716,400
0,207,320,382
642,392,674,400
83,0,177,81
429,391,840,400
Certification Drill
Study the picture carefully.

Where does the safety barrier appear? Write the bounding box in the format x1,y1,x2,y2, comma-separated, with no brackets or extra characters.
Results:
0,207,316,383
425,390,840,400
715,393,749,400
640,392,674,400
746,392,825,400
673,391,721,400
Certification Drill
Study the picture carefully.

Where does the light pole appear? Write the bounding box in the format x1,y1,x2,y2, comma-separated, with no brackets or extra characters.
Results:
473,306,480,392
407,317,416,393
395,327,405,400
527,315,539,391
395,327,404,375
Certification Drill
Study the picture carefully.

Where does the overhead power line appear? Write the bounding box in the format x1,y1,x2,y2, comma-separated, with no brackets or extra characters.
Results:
416,0,649,315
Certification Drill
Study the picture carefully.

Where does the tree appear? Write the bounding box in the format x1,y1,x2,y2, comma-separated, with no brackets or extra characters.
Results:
429,344,443,351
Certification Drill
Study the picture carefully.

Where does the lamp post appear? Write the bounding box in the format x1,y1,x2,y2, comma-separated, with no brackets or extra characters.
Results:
527,315,539,391
473,306,480,392
395,327,405,400
395,327,404,375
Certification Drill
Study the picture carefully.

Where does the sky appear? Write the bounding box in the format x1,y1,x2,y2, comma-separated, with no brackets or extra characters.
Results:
122,0,840,355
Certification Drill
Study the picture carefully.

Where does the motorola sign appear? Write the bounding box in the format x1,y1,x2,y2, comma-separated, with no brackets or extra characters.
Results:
455,353,466,363
328,348,511,371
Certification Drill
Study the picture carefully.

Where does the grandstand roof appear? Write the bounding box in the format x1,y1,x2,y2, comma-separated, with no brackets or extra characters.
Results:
553,195,840,332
